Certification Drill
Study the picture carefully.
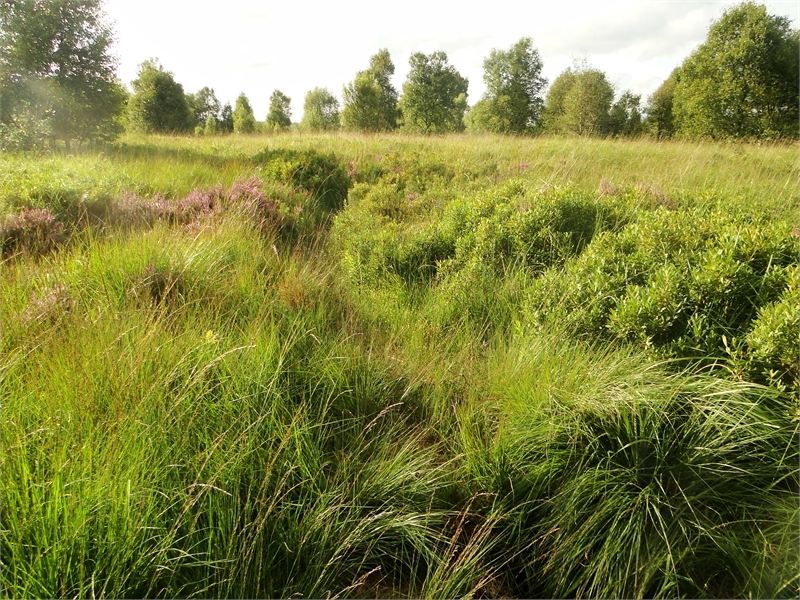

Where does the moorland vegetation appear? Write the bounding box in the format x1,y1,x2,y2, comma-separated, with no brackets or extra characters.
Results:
1,1,798,598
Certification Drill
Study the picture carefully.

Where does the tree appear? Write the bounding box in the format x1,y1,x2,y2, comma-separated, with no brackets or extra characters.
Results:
341,49,399,132
266,90,292,131
644,69,678,138
367,49,399,130
543,63,614,136
0,0,126,150
232,92,255,133
301,87,340,131
673,2,799,139
342,72,383,131
203,113,217,136
467,37,547,134
608,91,643,137
541,69,577,133
399,51,468,133
127,59,192,133
187,86,221,129
219,102,233,133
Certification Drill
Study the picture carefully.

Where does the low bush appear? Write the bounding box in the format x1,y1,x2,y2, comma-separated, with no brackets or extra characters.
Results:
525,206,799,388
253,148,351,213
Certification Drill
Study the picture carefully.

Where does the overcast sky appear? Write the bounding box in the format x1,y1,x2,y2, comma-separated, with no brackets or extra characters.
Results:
104,0,799,120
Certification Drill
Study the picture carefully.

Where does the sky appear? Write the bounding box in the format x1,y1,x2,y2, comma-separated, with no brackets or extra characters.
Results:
104,0,800,121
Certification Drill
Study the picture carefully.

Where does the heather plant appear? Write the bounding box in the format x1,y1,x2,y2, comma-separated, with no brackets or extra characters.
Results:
0,207,65,256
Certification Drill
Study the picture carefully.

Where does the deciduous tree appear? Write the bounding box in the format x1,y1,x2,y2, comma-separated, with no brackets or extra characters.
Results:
301,87,340,131
608,91,643,137
467,37,547,134
187,86,221,130
266,90,292,131
127,59,192,134
543,63,614,136
341,49,399,132
399,51,468,133
0,0,126,150
232,92,256,134
673,1,799,139
219,102,233,133
644,69,678,138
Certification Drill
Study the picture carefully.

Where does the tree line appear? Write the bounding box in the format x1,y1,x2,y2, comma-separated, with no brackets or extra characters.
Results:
1,0,797,151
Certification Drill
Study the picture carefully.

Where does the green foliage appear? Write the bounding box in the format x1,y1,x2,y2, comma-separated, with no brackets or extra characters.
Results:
301,87,340,131
400,51,468,133
203,113,217,136
2,135,799,599
526,204,799,387
467,37,547,134
341,49,399,132
232,92,256,134
186,86,221,130
368,49,400,130
0,0,126,149
673,1,800,139
645,69,678,138
127,59,192,134
543,63,615,136
480,336,798,598
266,90,292,131
219,102,233,133
608,91,643,137
744,265,799,392
253,148,351,213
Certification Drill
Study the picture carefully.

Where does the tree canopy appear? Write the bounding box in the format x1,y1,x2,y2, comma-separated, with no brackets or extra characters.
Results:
543,63,614,136
644,69,678,138
266,90,292,131
341,49,399,132
232,92,256,133
399,51,468,133
608,91,643,137
127,59,192,134
302,88,340,131
673,1,799,139
187,86,221,130
0,0,126,149
467,37,547,134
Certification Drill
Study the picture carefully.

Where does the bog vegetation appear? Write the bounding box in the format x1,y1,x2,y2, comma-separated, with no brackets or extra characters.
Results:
2,132,798,599
1,1,798,598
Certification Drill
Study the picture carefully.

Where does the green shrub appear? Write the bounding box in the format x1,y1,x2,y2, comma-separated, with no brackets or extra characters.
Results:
253,148,350,213
526,206,799,384
744,265,800,395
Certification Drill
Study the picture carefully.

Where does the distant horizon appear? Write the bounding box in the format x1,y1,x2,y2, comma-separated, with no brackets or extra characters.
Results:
105,0,799,120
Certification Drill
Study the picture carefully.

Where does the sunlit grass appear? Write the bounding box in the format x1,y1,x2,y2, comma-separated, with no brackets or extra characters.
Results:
2,133,797,598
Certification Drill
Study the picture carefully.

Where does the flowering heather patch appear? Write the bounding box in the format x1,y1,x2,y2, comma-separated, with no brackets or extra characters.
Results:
0,208,65,257
110,186,224,227
109,191,163,226
227,176,289,232
170,185,224,224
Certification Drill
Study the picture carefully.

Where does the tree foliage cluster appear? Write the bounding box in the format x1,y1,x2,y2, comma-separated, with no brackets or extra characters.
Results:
0,0,126,150
669,1,799,139
466,37,547,134
1,1,796,148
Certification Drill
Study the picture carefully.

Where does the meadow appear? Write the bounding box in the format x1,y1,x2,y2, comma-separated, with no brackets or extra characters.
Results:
2,132,798,598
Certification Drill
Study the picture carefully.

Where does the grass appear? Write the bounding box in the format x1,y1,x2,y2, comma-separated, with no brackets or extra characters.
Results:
2,132,798,598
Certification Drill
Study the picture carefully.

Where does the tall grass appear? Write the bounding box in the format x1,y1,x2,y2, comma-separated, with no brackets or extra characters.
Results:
2,133,797,598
